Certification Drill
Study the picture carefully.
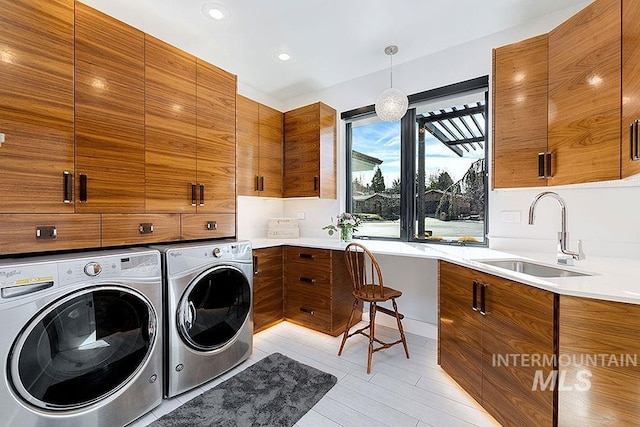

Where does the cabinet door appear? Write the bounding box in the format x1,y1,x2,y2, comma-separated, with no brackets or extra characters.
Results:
253,247,283,333
0,0,74,213
236,95,260,196
548,0,621,185
492,34,549,188
284,104,321,197
319,103,337,199
622,0,640,178
145,35,197,212
559,295,640,425
196,59,236,214
259,104,283,197
438,261,483,402
480,271,555,427
75,3,145,213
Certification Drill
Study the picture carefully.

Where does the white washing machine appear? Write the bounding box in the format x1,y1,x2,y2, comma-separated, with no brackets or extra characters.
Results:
0,248,163,427
153,240,253,398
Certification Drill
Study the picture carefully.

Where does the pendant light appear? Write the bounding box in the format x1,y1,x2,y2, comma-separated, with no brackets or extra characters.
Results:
375,45,408,122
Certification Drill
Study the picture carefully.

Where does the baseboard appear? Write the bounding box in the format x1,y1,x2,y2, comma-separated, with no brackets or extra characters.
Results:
361,311,437,340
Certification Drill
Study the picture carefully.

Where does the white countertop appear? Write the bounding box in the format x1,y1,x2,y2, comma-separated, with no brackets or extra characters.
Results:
249,237,640,305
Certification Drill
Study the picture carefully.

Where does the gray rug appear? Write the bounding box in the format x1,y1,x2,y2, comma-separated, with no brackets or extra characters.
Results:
151,353,337,426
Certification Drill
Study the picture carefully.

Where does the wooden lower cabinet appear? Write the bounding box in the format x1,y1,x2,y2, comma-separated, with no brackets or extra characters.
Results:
284,246,361,336
101,214,180,246
559,295,640,426
0,214,100,255
253,247,283,333
439,261,556,426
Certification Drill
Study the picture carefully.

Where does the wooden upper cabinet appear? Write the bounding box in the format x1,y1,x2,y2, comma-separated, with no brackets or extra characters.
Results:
75,3,146,213
622,0,640,178
236,96,283,197
236,95,261,196
548,0,621,185
492,34,548,189
145,35,197,213
284,102,336,198
196,59,237,214
0,0,74,213
258,104,283,197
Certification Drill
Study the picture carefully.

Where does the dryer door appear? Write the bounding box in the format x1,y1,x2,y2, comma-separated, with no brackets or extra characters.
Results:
177,265,251,351
8,286,157,411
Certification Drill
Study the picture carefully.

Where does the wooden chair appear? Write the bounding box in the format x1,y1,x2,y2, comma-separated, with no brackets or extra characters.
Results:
339,242,409,373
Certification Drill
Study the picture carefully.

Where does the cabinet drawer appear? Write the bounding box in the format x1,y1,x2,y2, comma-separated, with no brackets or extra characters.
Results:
284,246,331,267
0,214,100,255
284,262,331,287
181,213,235,240
101,214,180,246
284,289,332,333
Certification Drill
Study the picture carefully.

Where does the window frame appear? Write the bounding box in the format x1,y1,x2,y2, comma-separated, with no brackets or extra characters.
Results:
343,76,489,246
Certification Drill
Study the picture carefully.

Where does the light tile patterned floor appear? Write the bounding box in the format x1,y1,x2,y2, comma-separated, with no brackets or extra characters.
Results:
132,321,500,427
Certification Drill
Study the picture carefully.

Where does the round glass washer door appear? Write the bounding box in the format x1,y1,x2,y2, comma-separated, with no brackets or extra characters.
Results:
177,265,251,351
8,286,157,411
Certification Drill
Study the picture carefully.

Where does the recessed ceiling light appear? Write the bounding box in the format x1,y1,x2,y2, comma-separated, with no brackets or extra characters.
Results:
202,3,230,21
275,51,292,62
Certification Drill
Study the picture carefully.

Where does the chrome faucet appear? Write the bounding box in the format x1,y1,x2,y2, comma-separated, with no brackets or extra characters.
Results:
528,191,585,266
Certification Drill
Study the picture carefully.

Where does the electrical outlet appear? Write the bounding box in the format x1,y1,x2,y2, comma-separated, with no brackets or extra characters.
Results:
296,211,306,220
500,210,521,223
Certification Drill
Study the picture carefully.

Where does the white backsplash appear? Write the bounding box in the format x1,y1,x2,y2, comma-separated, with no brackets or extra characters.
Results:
488,180,640,259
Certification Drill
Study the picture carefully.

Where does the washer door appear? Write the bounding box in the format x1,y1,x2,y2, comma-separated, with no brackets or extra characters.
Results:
8,286,157,411
177,265,251,351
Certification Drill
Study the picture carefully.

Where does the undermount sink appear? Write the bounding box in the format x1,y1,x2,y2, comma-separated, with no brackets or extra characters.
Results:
477,259,592,278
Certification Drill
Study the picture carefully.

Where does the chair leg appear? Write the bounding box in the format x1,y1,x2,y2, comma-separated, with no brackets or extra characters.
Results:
392,298,410,359
367,302,377,374
338,298,359,356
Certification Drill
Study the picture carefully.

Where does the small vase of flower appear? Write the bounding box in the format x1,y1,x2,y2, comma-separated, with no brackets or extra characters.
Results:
323,212,362,242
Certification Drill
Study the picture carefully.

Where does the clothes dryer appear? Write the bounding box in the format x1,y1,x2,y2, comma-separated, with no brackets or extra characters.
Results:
154,240,253,398
0,248,163,426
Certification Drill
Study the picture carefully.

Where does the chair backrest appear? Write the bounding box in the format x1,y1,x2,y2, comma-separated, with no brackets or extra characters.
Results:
344,242,386,299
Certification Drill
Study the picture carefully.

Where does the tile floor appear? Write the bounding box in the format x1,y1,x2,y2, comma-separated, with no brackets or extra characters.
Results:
131,321,500,427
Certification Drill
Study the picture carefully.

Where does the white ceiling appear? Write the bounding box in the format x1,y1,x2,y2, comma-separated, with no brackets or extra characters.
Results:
79,0,588,103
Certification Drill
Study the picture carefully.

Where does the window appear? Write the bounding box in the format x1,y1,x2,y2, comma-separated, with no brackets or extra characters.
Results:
345,77,488,245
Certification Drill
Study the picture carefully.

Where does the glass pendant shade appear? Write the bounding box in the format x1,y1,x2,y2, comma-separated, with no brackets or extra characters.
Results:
375,87,408,122
375,45,408,122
